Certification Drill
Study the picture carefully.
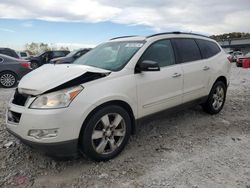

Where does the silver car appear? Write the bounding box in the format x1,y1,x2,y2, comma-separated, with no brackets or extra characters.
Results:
0,54,32,88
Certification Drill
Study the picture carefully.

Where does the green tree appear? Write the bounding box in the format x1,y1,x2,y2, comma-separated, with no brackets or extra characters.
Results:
25,42,52,55
210,32,250,41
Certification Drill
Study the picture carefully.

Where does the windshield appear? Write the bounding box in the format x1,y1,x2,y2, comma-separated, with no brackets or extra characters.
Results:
74,41,144,71
37,51,46,57
66,50,78,57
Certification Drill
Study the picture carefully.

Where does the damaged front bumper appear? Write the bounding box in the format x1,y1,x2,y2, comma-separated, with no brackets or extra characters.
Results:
6,92,91,159
7,128,79,159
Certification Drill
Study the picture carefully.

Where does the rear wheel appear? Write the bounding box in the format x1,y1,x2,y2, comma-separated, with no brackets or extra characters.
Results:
202,81,227,114
80,105,131,161
0,71,17,88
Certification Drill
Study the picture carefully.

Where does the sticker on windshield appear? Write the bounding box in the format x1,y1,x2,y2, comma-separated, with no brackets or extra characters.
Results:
125,43,144,48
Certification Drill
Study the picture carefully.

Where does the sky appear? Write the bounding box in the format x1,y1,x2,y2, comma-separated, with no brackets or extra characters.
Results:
0,0,250,50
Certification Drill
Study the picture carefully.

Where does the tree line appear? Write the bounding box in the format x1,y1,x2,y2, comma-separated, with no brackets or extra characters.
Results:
210,32,250,41
25,42,69,55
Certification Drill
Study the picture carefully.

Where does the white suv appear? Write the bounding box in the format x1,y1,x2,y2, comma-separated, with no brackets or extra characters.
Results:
6,32,231,161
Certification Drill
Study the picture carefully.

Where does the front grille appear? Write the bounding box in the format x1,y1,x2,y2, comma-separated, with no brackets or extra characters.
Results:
12,89,29,106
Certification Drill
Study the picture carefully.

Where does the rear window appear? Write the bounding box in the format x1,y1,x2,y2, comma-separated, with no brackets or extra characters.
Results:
171,38,202,63
196,39,221,59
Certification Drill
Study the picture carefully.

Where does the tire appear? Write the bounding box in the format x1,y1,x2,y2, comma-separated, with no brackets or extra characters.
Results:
202,81,227,115
80,105,131,161
30,61,39,69
0,71,17,88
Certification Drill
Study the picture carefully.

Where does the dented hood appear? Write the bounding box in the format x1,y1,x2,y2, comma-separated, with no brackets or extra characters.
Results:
18,64,110,95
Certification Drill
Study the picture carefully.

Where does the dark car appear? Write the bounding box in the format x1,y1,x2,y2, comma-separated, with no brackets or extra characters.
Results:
236,52,250,67
28,50,70,69
0,48,19,59
50,48,91,64
0,54,32,88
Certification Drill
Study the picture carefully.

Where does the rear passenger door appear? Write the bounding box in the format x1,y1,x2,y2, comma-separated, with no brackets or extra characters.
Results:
172,38,209,103
136,39,183,117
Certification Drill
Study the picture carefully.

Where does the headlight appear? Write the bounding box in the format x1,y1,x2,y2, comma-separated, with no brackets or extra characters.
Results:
30,86,83,109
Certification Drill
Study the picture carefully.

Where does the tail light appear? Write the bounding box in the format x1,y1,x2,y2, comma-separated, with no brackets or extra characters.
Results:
20,61,31,69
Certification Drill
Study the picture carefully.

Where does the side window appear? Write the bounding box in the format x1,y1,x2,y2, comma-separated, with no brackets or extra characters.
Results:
140,40,175,67
196,39,221,59
172,38,201,63
10,51,18,58
0,57,3,63
0,50,12,57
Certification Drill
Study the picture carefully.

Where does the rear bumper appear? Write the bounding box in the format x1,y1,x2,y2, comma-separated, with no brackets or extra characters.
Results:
7,128,79,159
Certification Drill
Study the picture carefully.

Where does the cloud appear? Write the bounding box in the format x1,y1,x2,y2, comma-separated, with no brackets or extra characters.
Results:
0,0,249,34
0,27,15,33
21,21,33,27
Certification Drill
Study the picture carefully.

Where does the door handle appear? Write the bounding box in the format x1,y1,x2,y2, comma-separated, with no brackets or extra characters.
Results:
172,73,182,78
203,66,210,71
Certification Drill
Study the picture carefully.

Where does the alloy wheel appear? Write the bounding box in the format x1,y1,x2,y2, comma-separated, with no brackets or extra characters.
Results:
212,85,225,110
0,73,16,87
91,113,126,155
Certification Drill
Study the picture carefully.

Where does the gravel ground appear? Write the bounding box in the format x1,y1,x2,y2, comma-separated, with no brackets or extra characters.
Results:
0,64,250,188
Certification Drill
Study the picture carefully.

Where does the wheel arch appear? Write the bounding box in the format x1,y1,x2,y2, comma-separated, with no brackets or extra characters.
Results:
78,100,136,145
214,76,228,88
0,70,18,79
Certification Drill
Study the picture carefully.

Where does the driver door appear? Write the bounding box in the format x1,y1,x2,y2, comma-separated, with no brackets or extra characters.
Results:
135,39,183,118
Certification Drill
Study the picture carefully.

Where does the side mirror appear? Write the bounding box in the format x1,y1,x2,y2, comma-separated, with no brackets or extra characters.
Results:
137,60,160,72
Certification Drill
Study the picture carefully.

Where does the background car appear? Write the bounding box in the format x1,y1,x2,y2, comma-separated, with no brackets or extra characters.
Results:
228,51,243,62
28,50,70,69
236,52,250,67
0,48,20,59
17,51,30,59
50,48,91,64
0,54,32,88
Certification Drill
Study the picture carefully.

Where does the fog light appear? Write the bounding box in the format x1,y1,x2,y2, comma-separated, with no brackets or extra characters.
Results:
28,129,58,139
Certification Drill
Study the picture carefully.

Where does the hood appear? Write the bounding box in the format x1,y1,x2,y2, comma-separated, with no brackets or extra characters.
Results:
51,57,73,64
18,64,110,95
28,56,40,61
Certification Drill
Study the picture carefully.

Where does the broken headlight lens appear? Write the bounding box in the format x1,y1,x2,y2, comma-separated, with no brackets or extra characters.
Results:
30,86,83,109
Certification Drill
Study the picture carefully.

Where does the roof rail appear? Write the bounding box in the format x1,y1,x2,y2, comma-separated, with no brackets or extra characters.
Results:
147,32,209,39
110,35,138,40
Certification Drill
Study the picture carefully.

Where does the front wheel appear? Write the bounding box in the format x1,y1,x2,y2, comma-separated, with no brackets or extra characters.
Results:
80,105,131,161
202,81,227,114
0,71,17,88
